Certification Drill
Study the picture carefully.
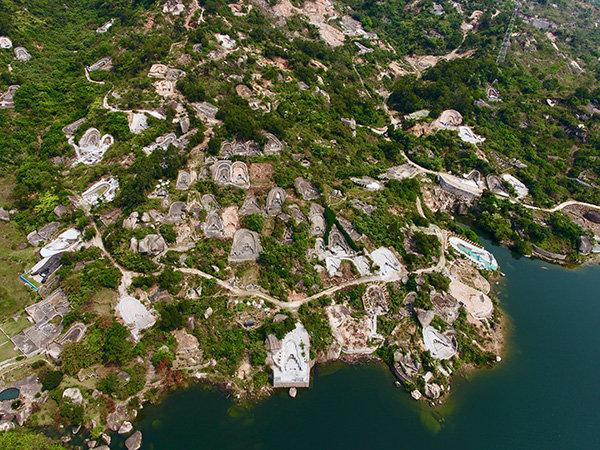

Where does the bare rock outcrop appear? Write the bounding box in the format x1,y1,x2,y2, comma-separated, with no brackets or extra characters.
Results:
125,431,142,450
134,234,166,256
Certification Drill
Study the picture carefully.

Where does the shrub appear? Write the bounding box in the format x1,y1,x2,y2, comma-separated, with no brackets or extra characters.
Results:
158,268,183,295
41,370,64,391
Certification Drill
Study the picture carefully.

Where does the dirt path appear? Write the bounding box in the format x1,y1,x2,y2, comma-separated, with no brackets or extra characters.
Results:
184,0,201,30
84,68,105,85
399,150,600,213
88,212,448,312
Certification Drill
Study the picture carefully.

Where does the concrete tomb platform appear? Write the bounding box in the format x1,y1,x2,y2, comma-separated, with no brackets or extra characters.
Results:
363,285,390,316
96,19,115,33
337,217,362,242
14,47,31,62
501,173,529,199
131,234,166,256
13,321,63,356
448,236,498,271
27,222,60,246
116,296,156,341
142,133,185,155
266,322,311,388
163,0,185,15
432,109,463,129
62,117,86,136
438,173,483,201
148,63,186,80
220,140,261,157
369,247,404,279
176,170,197,190
431,292,460,324
81,178,119,206
422,325,457,360
379,164,418,181
309,203,325,236
350,176,384,191
25,289,70,324
154,79,176,97
58,323,87,345
0,85,19,109
86,57,112,72
203,211,225,238
350,199,376,215
486,174,509,197
458,126,485,144
192,101,219,120
168,201,187,223
487,85,501,101
201,194,220,212
327,225,354,257
288,204,307,223
0,36,12,49
228,229,261,262
448,278,493,320
393,350,422,382
326,304,379,355
212,160,250,189
239,193,263,216
266,187,286,216
40,228,81,258
263,132,284,154
128,112,149,134
294,177,320,200
12,290,70,356
216,33,236,49
76,128,114,164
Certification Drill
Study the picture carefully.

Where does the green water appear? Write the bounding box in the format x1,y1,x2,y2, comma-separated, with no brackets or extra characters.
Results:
123,242,600,449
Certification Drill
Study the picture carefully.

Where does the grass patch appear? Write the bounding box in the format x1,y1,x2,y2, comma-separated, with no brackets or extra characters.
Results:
0,339,18,362
85,288,119,318
0,314,32,336
0,222,38,319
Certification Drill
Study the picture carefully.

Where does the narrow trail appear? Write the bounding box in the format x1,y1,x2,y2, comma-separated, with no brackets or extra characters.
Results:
377,83,600,214
400,150,600,213
89,218,446,312
86,81,600,315
84,68,105,85
184,1,201,30
101,92,166,119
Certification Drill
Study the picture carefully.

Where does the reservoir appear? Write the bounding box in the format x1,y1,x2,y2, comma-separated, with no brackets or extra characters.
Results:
120,241,600,449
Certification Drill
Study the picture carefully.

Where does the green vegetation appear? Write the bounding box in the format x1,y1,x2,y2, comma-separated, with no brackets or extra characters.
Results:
0,430,66,450
472,191,583,259
0,0,597,427
299,300,333,359
258,223,319,300
40,370,64,391
60,323,133,375
453,308,496,367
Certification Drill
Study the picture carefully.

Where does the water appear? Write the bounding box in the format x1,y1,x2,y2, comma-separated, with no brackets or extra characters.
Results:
0,387,20,401
122,242,600,449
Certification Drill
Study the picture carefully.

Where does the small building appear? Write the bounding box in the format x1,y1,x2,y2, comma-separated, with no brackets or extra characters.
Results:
29,253,63,284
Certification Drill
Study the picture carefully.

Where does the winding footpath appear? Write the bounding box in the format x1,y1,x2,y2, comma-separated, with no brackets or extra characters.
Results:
86,88,600,314
89,218,447,312
400,149,600,213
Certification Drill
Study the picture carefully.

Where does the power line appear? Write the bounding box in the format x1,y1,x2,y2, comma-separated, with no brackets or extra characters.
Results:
496,2,520,65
